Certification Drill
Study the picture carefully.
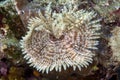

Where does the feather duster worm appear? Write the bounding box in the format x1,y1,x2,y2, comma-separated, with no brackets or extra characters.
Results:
20,4,101,73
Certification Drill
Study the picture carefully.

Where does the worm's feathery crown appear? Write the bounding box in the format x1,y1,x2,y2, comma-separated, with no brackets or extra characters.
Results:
20,3,101,73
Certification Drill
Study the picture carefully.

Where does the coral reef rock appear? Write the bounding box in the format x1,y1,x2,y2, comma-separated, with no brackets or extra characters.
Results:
109,26,120,61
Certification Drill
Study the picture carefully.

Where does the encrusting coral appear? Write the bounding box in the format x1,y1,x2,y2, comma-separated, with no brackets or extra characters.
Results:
30,0,78,5
20,2,101,73
109,26,120,61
